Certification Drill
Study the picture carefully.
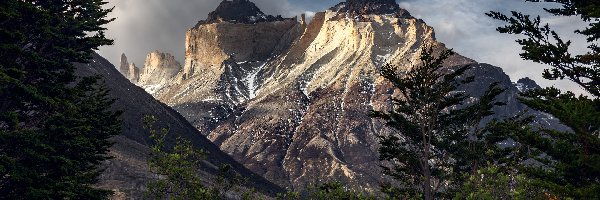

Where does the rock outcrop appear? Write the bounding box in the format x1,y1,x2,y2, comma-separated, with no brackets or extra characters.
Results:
128,63,140,82
138,51,181,91
119,53,129,77
329,0,412,19
131,0,565,193
516,77,541,92
198,0,290,25
143,1,305,108
118,53,140,82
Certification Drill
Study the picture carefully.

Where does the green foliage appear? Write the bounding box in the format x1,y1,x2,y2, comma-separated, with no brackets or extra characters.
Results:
371,45,505,199
143,116,262,199
379,183,422,200
214,163,250,197
485,89,600,199
143,115,217,200
454,165,548,200
486,0,600,96
276,182,376,200
276,191,300,200
0,0,119,199
487,1,600,199
306,182,377,200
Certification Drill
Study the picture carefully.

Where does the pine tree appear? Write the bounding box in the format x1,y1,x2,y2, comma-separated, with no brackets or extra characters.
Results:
143,115,217,199
487,0,600,198
0,0,120,199
371,46,505,200
487,0,599,96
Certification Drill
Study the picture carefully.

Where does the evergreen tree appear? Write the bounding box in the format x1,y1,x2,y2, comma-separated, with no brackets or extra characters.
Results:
487,0,599,96
487,0,600,198
143,115,217,199
0,0,120,199
371,46,505,200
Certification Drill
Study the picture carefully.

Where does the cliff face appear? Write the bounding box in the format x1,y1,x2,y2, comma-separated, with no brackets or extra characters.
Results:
119,53,129,77
128,63,140,82
129,0,564,192
196,10,476,190
138,51,181,91
148,4,304,109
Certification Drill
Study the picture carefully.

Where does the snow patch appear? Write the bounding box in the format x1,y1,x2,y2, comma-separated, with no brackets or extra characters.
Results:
143,84,165,95
243,61,267,98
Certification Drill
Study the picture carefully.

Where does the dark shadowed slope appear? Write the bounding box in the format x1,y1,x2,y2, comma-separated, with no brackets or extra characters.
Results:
74,53,284,198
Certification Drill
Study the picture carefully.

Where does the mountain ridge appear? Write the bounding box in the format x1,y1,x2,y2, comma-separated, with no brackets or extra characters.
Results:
197,0,293,25
122,0,566,192
76,54,284,198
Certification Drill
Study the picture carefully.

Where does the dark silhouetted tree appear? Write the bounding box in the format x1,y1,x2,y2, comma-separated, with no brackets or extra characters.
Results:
371,46,505,200
487,0,600,198
0,0,120,199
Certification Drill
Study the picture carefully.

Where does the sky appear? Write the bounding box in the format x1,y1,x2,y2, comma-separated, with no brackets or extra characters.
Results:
97,0,590,94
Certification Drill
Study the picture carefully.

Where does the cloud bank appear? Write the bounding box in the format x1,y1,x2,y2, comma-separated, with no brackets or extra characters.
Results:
97,0,590,94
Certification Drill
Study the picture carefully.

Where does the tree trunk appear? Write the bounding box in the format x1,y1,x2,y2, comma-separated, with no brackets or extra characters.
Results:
423,157,433,200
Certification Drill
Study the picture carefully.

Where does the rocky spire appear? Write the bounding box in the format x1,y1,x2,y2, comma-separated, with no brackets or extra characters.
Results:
330,0,411,17
197,0,290,25
128,63,140,83
138,51,181,87
119,53,129,76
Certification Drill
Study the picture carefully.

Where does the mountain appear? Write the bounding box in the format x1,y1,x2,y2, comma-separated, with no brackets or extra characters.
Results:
118,53,141,82
74,54,284,198
138,51,182,93
130,0,565,192
199,0,290,24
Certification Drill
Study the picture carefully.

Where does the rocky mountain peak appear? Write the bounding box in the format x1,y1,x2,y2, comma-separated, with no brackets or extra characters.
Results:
144,50,180,70
516,77,541,92
138,51,182,89
129,0,566,193
197,0,289,25
127,63,140,82
330,0,410,17
119,53,129,76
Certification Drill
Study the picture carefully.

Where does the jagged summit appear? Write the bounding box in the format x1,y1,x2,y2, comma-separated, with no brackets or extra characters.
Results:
197,0,290,25
516,77,541,92
330,0,411,17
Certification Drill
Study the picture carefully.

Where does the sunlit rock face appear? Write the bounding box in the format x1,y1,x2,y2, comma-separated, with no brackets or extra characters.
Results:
118,53,140,83
136,51,181,93
128,0,564,192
